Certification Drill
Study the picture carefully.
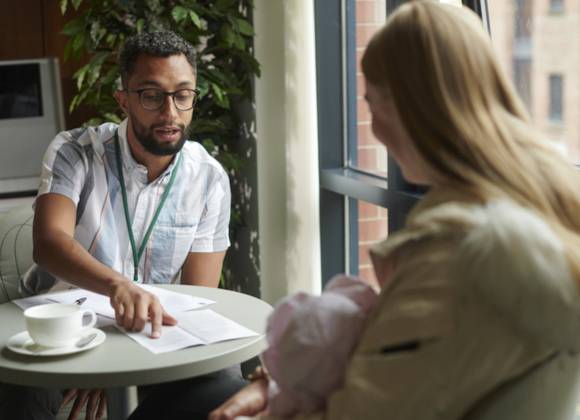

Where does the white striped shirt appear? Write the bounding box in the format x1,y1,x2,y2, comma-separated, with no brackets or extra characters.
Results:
21,119,230,295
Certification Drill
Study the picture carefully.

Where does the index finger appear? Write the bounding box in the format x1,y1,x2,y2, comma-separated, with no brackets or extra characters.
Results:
68,389,89,420
60,388,77,409
149,301,163,339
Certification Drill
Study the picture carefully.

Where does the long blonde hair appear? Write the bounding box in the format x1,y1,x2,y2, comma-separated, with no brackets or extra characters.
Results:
361,0,580,283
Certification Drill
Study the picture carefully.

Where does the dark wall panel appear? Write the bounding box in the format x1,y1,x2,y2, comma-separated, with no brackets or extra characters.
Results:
0,0,44,59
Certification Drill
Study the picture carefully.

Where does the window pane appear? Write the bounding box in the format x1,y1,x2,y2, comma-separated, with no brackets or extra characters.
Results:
550,0,565,13
549,73,563,122
488,1,579,162
353,0,387,176
356,200,388,289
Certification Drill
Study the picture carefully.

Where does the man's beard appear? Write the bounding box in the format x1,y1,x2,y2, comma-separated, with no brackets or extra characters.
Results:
130,117,189,156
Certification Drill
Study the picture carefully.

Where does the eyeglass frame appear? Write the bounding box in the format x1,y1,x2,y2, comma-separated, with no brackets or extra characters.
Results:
126,88,200,111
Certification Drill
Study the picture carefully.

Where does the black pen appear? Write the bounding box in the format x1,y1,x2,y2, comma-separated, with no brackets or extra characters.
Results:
74,297,87,306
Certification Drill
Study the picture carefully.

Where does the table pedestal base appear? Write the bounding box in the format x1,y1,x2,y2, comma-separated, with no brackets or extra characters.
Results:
105,386,138,420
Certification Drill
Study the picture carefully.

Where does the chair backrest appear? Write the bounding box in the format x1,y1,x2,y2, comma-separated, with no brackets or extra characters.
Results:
463,351,580,420
0,205,34,303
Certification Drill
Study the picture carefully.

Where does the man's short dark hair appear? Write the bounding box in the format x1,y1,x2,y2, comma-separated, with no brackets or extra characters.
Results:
119,31,197,86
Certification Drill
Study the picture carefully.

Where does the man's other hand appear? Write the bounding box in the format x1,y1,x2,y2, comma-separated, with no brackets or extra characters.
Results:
109,280,177,338
61,388,106,420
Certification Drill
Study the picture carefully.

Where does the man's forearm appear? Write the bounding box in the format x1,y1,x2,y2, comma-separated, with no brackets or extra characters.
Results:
181,251,226,287
33,231,124,296
33,230,176,337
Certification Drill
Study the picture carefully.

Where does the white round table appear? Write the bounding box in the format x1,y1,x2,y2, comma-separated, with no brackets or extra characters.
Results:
0,285,272,419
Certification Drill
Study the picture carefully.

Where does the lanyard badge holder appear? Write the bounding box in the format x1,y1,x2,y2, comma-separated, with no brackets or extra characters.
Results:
114,131,182,282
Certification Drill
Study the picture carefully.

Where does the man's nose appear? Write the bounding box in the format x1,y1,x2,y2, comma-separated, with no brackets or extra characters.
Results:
159,95,179,118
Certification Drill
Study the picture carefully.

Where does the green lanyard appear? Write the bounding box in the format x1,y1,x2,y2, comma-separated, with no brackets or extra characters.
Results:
114,131,182,281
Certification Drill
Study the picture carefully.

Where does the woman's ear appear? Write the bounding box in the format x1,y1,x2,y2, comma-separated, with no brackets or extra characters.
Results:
114,90,128,115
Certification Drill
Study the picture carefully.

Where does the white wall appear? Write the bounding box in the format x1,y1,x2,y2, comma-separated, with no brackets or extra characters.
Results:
254,0,322,304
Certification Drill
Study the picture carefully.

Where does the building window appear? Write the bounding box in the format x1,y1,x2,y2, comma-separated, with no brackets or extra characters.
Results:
549,0,565,13
549,74,563,122
513,59,532,111
488,0,578,162
514,0,533,40
316,0,509,286
317,0,576,287
316,0,420,286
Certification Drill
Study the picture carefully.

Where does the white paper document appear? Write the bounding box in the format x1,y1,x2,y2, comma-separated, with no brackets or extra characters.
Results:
125,323,206,354
11,295,53,310
138,284,214,313
122,309,259,354
12,285,215,319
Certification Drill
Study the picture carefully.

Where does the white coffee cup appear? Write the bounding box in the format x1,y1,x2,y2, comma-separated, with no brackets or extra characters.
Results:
24,303,97,348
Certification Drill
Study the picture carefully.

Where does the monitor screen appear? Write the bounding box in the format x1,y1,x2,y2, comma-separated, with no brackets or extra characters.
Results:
0,64,43,119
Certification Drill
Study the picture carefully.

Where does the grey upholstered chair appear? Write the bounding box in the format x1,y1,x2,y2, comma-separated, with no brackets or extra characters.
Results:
0,204,112,419
464,351,580,420
0,204,34,303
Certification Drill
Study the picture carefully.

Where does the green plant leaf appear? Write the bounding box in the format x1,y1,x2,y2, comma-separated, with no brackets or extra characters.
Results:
86,65,101,86
235,18,253,36
219,23,234,46
202,138,218,155
61,19,84,36
136,18,145,33
84,117,103,127
72,32,86,53
189,10,202,28
90,21,105,45
102,66,120,86
172,6,188,23
72,0,83,10
233,33,245,50
103,112,122,124
94,51,109,65
106,33,117,47
74,65,90,90
59,0,68,15
211,82,230,109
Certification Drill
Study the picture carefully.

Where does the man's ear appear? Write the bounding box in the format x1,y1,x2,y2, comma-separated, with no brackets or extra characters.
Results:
114,90,128,115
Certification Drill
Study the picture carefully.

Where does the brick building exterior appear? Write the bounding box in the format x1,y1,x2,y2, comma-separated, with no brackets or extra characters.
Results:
353,0,578,285
488,0,580,163
355,0,387,287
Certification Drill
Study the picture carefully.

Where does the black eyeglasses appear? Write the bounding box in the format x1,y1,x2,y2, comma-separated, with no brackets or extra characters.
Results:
127,88,199,111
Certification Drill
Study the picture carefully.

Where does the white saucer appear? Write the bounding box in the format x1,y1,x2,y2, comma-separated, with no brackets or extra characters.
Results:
6,328,105,356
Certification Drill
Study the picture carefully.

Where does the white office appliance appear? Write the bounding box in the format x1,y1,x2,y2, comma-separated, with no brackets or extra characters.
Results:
0,58,65,195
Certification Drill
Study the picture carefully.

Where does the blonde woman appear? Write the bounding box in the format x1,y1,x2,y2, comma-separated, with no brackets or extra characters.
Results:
209,2,580,419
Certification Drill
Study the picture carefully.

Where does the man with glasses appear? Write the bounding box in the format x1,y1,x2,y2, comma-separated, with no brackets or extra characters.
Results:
0,31,245,420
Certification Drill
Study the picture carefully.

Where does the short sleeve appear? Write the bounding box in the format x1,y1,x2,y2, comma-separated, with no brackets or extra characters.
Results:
37,131,88,206
189,168,231,252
